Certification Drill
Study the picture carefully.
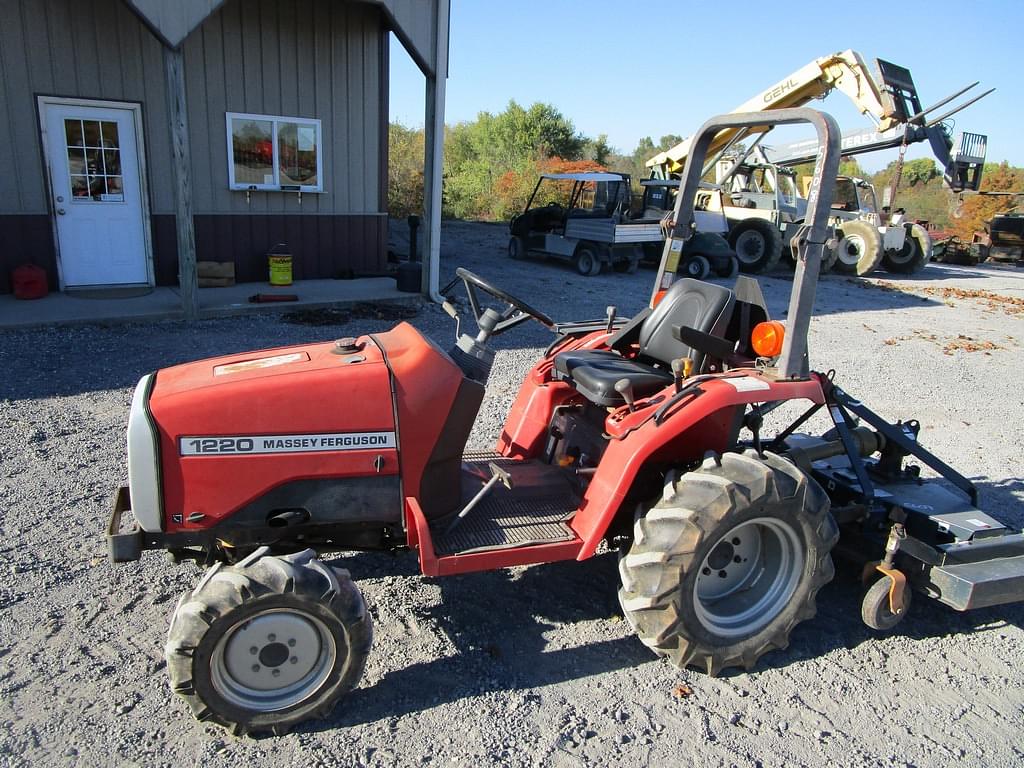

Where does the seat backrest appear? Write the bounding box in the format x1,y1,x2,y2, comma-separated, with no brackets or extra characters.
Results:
637,278,735,368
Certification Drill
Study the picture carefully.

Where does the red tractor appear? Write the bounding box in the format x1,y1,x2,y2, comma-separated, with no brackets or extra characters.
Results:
108,110,1024,736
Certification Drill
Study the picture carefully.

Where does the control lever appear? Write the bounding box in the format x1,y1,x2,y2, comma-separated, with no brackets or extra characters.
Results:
605,305,617,334
441,299,462,341
614,379,636,413
671,358,685,393
444,462,512,535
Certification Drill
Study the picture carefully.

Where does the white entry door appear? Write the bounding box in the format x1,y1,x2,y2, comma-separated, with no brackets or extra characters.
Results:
42,101,150,287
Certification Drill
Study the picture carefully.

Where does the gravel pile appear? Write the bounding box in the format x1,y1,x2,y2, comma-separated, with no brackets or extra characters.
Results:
1,220,1022,767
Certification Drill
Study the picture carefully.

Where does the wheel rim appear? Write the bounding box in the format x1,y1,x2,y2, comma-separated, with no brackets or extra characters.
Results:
686,260,701,277
212,608,338,712
734,231,766,265
837,235,865,266
693,517,804,638
577,252,594,274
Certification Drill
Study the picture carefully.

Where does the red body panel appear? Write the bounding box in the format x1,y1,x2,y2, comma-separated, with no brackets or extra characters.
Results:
152,339,397,531
373,323,467,503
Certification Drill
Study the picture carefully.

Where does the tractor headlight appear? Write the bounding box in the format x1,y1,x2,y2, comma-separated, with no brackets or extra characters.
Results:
127,373,163,533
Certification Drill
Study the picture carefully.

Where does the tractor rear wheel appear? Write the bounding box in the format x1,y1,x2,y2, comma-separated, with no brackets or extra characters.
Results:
166,548,372,736
728,219,784,274
618,450,837,675
832,220,883,276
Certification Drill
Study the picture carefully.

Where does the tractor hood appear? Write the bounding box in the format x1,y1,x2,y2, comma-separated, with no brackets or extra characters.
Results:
145,335,399,531
135,322,474,533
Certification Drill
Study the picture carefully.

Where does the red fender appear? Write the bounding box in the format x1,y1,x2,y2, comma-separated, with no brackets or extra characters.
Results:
571,372,825,558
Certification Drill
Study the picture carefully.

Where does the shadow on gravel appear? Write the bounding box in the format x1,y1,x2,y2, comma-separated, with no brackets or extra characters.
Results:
310,553,654,731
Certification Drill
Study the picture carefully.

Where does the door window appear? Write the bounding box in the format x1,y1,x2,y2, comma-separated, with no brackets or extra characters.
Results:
65,118,123,202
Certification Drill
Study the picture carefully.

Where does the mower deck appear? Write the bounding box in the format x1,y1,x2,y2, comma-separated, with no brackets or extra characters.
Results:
432,454,578,556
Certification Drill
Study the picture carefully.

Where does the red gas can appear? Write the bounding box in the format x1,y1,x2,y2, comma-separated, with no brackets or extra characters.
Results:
11,264,49,300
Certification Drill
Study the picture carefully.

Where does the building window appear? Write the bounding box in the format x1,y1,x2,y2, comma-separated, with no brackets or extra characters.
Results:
226,112,322,192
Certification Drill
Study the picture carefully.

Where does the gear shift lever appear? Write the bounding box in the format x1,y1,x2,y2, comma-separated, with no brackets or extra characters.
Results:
615,378,636,413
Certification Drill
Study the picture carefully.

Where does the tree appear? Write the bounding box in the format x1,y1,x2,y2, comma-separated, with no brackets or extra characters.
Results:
950,162,1024,240
387,122,425,218
587,134,613,166
442,100,587,219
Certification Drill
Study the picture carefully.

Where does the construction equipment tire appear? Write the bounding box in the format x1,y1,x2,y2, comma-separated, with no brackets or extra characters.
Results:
714,255,740,279
832,220,883,276
508,236,527,261
728,219,784,274
575,246,602,277
618,450,837,676
166,548,372,736
882,224,931,274
861,575,911,631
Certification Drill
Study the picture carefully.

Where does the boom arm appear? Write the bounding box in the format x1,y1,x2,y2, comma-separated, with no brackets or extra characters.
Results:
646,50,897,177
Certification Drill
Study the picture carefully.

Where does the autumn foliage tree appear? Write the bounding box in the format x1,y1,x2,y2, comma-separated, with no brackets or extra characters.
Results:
949,162,1024,241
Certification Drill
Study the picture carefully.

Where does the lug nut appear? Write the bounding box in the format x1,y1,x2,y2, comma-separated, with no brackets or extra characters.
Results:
252,664,260,673
718,570,728,578
250,646,258,655
272,669,281,678
288,639,296,647
268,633,276,641
290,657,298,664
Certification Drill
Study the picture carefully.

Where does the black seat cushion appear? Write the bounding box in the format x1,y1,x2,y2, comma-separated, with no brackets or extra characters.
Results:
552,278,735,407
569,358,673,407
553,349,619,379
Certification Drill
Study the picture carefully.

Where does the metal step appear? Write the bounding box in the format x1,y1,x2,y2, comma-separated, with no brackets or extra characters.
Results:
431,454,578,556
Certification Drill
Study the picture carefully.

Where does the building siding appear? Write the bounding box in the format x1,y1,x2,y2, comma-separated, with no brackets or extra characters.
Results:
0,0,391,292
183,0,383,216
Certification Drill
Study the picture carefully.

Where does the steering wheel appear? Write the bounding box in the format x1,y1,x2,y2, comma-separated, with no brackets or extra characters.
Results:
454,267,554,336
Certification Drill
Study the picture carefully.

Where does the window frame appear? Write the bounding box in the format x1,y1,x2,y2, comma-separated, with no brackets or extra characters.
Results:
225,111,324,192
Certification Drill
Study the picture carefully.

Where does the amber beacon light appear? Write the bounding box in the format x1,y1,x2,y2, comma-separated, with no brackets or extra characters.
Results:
751,321,786,358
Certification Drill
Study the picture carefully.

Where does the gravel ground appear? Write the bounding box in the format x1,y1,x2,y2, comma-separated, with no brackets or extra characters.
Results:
2,220,1024,767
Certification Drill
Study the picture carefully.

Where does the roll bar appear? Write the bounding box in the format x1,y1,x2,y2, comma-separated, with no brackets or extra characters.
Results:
650,108,841,379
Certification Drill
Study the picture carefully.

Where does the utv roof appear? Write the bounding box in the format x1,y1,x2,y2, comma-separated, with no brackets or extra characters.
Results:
539,172,627,182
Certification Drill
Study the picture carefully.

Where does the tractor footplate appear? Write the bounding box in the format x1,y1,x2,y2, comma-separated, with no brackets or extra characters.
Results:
431,455,577,556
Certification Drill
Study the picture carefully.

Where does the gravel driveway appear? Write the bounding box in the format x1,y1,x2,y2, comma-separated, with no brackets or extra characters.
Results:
1,220,1023,767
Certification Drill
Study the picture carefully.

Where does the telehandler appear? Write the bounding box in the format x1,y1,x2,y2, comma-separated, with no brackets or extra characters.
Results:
108,109,1024,736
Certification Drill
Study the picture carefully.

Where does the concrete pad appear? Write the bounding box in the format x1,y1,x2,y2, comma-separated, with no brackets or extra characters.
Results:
0,277,423,329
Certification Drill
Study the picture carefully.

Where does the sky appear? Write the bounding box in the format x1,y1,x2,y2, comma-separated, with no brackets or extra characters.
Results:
389,0,1021,174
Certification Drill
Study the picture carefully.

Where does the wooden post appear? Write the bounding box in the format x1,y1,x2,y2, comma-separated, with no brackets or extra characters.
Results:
163,46,199,322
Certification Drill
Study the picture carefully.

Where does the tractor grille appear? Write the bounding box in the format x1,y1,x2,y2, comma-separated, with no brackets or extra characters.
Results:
431,453,578,556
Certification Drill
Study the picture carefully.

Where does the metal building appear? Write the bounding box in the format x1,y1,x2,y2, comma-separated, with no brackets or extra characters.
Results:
0,0,448,315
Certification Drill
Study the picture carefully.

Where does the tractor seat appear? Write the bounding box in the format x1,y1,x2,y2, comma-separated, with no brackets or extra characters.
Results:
553,278,735,407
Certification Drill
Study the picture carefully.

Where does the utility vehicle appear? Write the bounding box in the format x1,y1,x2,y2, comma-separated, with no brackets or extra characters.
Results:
108,109,1024,736
509,172,737,278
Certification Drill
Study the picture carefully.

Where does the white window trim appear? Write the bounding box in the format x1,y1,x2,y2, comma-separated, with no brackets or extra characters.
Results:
226,111,324,192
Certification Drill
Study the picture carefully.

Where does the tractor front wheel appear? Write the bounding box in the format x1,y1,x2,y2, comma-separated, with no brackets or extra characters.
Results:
166,548,372,736
618,450,837,675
